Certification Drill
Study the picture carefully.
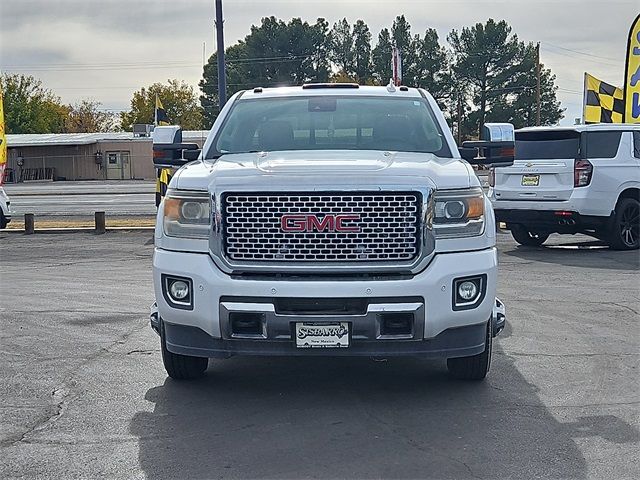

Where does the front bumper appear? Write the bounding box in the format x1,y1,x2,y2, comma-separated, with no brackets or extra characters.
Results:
152,247,500,358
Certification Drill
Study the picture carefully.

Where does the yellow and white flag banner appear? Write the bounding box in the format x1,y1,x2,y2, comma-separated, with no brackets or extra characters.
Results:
624,14,640,123
0,84,7,186
583,73,624,123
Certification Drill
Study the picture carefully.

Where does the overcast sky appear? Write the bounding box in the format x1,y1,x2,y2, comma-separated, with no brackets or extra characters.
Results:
1,0,638,126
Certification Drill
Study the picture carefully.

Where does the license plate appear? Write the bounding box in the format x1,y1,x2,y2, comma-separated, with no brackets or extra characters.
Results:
295,322,350,348
521,174,540,186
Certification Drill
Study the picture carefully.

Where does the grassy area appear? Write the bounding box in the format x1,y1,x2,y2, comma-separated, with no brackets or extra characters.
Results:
5,216,156,230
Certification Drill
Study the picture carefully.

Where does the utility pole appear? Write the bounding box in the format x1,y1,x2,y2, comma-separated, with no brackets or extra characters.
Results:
215,0,226,108
536,42,541,126
457,94,462,144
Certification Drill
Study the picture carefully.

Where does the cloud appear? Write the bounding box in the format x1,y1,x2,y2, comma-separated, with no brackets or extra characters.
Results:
1,0,637,123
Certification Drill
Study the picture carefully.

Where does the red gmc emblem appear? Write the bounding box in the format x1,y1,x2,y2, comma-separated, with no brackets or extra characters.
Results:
281,214,361,233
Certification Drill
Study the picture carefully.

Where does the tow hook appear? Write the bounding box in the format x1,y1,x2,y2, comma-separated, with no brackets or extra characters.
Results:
493,297,506,337
150,302,161,336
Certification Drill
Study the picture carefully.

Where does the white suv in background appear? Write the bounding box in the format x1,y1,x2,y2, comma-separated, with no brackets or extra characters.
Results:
0,186,10,229
489,125,640,249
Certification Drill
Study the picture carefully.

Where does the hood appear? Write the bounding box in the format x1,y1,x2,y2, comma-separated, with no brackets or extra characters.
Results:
173,150,477,192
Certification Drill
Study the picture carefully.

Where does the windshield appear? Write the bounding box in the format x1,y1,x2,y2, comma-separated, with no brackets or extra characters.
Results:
207,95,451,158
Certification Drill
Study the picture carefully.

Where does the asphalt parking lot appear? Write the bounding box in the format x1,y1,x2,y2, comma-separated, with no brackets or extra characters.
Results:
1,231,638,479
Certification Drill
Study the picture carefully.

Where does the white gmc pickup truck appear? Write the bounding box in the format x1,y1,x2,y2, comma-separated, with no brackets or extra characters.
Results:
150,84,510,381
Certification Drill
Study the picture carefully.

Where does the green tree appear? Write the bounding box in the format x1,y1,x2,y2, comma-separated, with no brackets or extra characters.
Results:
412,29,453,103
448,19,563,136
449,20,563,136
200,43,249,126
0,73,68,134
64,100,119,133
391,15,414,83
448,19,523,135
352,20,373,83
120,79,204,131
372,28,392,84
486,44,564,128
329,18,354,76
200,17,331,126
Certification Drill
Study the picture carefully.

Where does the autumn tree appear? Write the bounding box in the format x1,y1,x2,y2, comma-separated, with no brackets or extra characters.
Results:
120,79,204,131
64,100,118,133
0,73,68,134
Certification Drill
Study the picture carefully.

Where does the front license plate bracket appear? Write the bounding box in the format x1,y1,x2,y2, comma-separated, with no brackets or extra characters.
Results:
295,322,350,348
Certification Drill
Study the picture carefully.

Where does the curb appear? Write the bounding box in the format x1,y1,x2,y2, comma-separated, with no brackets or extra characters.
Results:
6,191,154,197
1,226,155,234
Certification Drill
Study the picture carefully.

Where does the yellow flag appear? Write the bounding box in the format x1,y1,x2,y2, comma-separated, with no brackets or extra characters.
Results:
624,14,640,123
583,73,624,124
0,84,7,185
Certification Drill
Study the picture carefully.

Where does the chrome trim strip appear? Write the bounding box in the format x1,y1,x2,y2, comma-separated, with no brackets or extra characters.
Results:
219,301,423,318
220,302,276,313
367,302,423,313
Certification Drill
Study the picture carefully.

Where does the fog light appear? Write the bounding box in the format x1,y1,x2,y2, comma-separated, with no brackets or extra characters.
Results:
458,281,478,301
453,275,486,310
169,280,189,300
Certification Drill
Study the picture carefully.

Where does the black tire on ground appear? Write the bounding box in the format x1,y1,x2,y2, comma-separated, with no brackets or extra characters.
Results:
0,212,7,229
510,225,549,246
608,198,640,250
160,323,208,380
447,321,492,381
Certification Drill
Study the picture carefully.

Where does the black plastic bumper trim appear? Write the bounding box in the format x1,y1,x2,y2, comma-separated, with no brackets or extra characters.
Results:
162,320,488,359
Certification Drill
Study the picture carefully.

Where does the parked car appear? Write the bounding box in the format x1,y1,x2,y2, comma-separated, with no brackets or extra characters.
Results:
149,84,511,381
490,124,640,249
0,186,11,229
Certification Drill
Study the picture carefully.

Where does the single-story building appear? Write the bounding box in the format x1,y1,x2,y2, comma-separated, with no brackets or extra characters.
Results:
3,130,209,183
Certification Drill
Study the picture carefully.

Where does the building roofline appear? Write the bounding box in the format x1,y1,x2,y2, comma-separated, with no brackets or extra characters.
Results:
6,130,210,148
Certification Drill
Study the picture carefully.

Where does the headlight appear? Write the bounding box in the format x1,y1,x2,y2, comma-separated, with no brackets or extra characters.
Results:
163,190,211,239
433,188,485,238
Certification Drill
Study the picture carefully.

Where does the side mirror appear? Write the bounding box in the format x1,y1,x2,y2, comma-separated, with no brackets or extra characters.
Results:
459,123,515,167
152,125,201,168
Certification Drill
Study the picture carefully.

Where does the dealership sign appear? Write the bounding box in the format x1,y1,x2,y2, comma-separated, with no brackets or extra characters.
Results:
624,14,640,123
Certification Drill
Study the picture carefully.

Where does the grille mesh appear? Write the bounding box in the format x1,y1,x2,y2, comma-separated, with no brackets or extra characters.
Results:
223,192,420,262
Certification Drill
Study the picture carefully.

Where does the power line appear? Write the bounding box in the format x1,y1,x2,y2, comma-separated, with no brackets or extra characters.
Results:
541,42,621,68
1,54,319,73
541,41,616,62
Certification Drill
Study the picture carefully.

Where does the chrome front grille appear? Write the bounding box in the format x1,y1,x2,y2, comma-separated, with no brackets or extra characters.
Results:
223,192,420,262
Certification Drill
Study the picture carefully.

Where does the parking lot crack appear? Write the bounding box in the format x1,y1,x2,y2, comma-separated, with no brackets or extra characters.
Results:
2,386,72,448
603,302,639,315
3,321,148,447
126,349,159,355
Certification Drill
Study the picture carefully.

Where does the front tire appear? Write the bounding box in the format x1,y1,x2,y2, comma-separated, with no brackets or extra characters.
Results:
0,212,7,229
608,198,639,250
161,323,208,380
510,225,549,246
447,321,492,381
